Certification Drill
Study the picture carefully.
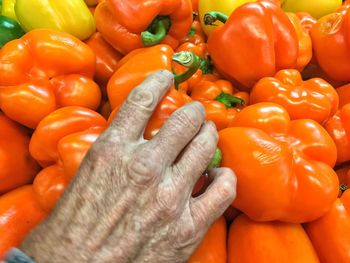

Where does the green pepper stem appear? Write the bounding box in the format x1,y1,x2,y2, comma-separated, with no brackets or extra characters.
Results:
173,51,202,88
206,148,222,171
204,11,228,25
216,92,245,108
141,17,171,46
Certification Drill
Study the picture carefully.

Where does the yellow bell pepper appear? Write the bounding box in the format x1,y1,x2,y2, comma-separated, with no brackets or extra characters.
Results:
199,0,257,36
2,0,17,21
281,0,342,19
15,0,95,40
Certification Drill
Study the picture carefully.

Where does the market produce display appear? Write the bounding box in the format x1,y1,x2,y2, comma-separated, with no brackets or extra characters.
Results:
1,0,350,262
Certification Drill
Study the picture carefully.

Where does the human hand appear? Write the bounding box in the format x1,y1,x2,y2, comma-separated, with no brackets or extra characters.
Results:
20,70,237,263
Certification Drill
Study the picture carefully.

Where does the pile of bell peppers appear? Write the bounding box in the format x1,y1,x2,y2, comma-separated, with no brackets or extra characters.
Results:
1,0,350,262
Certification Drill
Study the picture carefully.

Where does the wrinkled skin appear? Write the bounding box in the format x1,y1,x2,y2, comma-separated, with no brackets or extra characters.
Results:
20,71,237,263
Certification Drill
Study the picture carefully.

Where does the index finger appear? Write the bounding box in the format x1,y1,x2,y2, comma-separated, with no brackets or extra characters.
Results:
109,70,174,141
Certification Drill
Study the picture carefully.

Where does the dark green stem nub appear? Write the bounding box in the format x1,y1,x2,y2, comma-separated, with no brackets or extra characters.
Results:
339,183,349,197
216,92,245,108
173,51,202,89
188,26,196,36
0,15,25,48
204,11,228,26
206,148,222,171
199,57,213,74
141,16,171,46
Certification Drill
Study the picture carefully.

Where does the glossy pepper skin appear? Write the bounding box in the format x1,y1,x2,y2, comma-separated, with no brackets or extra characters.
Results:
191,79,246,130
95,0,193,55
188,216,226,263
15,0,96,40
305,189,350,263
311,7,350,82
0,185,47,259
198,0,257,36
250,69,339,124
206,1,299,88
0,15,24,48
218,103,339,223
325,103,350,164
0,29,100,128
286,12,312,71
228,214,320,263
0,113,40,194
85,32,123,89
29,106,107,168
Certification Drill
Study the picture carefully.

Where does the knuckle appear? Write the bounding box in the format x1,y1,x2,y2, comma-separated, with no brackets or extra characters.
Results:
172,106,202,134
151,70,174,86
191,202,209,226
155,188,180,218
127,152,159,186
217,176,237,201
193,134,217,156
127,88,156,109
173,222,199,248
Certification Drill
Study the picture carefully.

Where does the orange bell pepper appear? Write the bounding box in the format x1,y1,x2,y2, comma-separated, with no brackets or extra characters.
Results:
250,69,339,124
305,189,350,263
311,7,350,82
32,164,68,213
286,13,312,71
188,216,226,263
218,102,339,223
228,214,320,263
0,29,100,128
336,83,350,107
0,113,40,194
85,32,123,90
0,185,47,259
205,1,299,88
190,79,246,130
325,103,350,164
29,106,107,211
94,0,193,54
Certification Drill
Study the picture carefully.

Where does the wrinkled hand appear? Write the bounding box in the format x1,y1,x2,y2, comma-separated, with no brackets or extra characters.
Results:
20,71,237,263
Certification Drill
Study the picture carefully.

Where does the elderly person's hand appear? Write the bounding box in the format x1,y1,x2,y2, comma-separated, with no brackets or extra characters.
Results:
20,71,237,263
